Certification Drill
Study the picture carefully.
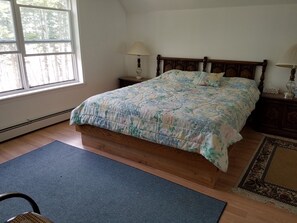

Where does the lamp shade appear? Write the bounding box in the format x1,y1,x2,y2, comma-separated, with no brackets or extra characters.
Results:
276,43,297,68
127,41,150,56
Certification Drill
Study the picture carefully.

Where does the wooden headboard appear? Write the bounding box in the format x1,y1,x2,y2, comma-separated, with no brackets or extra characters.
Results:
156,54,268,93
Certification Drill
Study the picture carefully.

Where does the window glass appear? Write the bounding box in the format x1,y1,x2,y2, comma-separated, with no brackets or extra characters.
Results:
0,43,17,52
17,0,69,10
25,54,74,87
25,42,72,54
0,1,17,53
0,54,23,93
20,7,70,41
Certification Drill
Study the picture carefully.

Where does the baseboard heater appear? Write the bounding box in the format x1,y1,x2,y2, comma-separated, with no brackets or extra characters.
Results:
0,108,74,142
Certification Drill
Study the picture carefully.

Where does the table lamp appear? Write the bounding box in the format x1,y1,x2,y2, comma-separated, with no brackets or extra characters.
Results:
276,43,297,99
127,41,150,80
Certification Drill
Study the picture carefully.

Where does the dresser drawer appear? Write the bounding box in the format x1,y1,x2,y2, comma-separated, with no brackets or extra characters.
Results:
256,93,297,139
282,105,297,132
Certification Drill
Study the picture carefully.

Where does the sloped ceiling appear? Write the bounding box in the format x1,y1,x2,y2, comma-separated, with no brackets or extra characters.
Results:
119,0,297,13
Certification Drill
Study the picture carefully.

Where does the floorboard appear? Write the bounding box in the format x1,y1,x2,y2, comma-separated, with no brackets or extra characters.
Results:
0,121,296,222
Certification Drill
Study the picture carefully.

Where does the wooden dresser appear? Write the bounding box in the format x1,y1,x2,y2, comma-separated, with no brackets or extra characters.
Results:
256,93,297,139
118,76,151,88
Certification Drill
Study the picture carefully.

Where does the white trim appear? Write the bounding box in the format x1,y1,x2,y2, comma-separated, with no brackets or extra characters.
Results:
0,110,72,142
0,81,84,101
25,52,73,57
0,50,19,55
70,0,83,83
24,40,71,43
17,3,70,12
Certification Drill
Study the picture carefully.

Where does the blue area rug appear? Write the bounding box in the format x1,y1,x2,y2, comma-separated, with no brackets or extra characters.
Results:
0,141,226,222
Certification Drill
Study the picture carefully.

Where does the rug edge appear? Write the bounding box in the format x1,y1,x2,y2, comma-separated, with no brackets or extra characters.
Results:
234,135,266,188
232,135,297,215
232,187,297,214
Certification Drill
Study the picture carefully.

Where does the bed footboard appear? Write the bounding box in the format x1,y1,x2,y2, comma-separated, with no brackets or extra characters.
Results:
76,124,221,188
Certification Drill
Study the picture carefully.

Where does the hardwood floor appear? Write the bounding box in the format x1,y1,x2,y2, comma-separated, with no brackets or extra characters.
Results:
1,121,296,222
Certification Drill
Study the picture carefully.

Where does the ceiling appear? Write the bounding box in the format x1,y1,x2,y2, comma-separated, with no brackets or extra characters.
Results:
119,0,297,13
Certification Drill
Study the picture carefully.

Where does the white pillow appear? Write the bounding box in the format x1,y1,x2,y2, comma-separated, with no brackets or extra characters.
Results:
193,72,225,87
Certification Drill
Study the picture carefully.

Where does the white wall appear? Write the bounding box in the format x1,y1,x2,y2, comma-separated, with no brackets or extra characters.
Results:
0,0,127,133
125,4,297,91
2,2,297,140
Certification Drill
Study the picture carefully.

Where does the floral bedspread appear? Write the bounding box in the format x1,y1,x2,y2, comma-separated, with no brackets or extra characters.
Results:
70,70,260,172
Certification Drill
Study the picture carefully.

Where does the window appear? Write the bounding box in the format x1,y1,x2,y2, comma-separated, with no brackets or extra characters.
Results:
0,0,81,98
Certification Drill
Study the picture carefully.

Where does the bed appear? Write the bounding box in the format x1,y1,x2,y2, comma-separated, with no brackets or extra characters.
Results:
70,55,267,187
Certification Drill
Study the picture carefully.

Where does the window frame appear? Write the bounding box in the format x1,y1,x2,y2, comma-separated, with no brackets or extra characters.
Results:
0,0,82,99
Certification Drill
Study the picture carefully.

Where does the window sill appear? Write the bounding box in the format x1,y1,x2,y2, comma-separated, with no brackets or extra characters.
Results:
0,81,85,102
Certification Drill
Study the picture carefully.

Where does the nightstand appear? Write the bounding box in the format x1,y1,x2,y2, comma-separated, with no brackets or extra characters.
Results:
255,93,297,139
118,76,151,88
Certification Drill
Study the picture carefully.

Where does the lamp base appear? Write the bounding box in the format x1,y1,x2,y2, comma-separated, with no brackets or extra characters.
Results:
136,65,142,80
284,91,295,99
284,78,296,99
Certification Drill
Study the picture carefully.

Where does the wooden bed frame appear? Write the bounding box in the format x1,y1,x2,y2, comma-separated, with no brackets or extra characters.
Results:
75,55,267,188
